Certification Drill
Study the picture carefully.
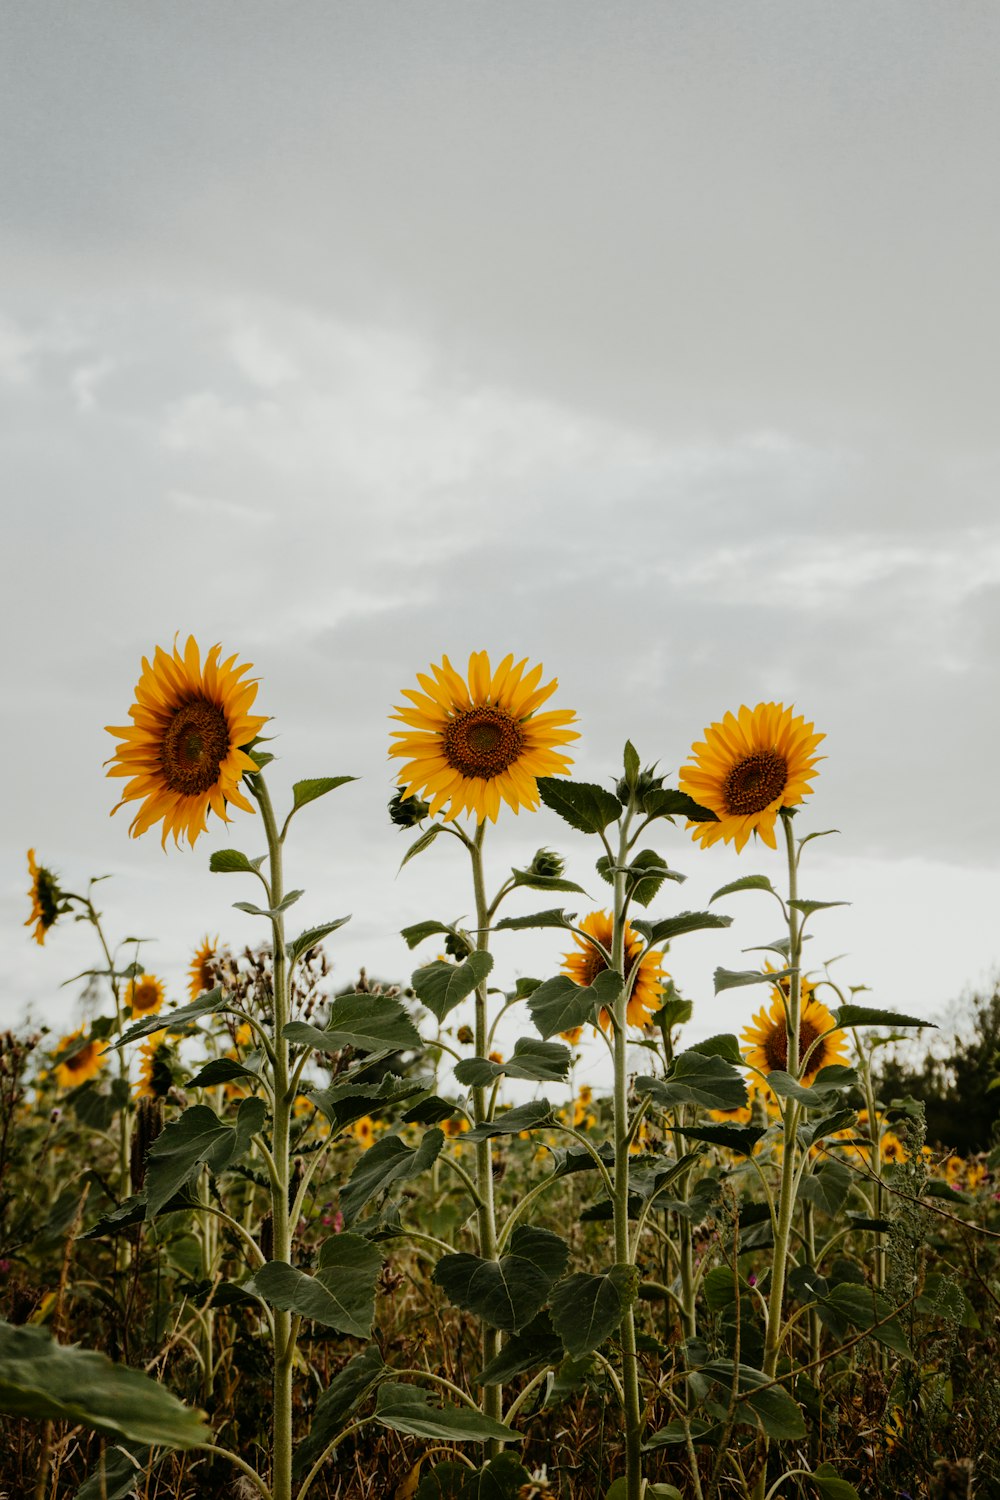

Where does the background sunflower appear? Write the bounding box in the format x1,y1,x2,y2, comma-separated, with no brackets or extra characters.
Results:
562,910,668,1029
742,991,848,1084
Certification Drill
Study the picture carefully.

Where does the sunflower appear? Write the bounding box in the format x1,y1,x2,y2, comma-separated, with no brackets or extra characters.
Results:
25,850,63,946
188,936,219,1003
124,974,165,1016
742,991,849,1084
561,910,668,1029
880,1131,907,1165
106,636,269,848
53,1028,106,1089
679,703,825,852
352,1116,376,1150
134,1031,171,1099
389,651,578,824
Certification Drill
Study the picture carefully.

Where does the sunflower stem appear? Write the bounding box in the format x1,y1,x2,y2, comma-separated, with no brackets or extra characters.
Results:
611,804,643,1500
251,773,294,1500
754,811,803,1498
469,820,503,1439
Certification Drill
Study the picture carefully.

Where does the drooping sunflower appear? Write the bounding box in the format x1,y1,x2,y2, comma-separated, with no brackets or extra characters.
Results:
561,910,668,1029
124,974,165,1016
53,1028,106,1090
389,651,578,824
679,702,825,852
742,990,849,1084
25,850,63,946
134,1031,171,1099
188,936,220,1002
106,636,269,848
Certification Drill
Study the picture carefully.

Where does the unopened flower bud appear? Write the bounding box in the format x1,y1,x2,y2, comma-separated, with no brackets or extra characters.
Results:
388,787,431,829
528,848,565,879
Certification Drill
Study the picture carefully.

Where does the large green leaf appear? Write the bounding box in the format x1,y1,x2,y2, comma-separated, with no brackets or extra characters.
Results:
812,1466,862,1500
766,1066,858,1108
412,952,494,1022
636,1052,748,1112
454,1039,572,1087
536,777,622,833
248,1234,381,1336
476,1312,564,1386
400,919,469,951
596,849,685,908
493,909,576,932
287,917,352,968
290,776,357,813
799,1159,852,1217
699,1360,806,1440
818,1284,912,1358
340,1130,444,1225
284,992,421,1053
374,1383,520,1442
549,1265,638,1357
641,788,717,823
714,967,793,994
144,1097,266,1218
433,1228,569,1333
632,911,732,946
308,1074,425,1131
465,1102,553,1143
75,1443,152,1500
529,968,622,1040
679,1123,767,1157
0,1321,208,1448
293,1345,387,1479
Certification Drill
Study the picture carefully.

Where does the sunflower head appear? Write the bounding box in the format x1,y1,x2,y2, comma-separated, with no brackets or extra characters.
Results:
124,974,165,1017
679,703,824,852
742,990,848,1084
389,651,578,824
561,910,668,1030
26,850,64,946
188,937,220,1003
52,1028,106,1090
352,1115,376,1149
106,636,269,848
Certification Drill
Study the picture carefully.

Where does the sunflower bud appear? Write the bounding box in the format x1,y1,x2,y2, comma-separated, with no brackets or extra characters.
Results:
527,848,565,880
388,787,431,828
456,1025,474,1046
130,1096,164,1194
444,930,473,960
616,767,665,806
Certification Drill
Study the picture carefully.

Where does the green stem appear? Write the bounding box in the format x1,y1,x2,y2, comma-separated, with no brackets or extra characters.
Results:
611,808,643,1500
469,822,502,1435
251,774,294,1500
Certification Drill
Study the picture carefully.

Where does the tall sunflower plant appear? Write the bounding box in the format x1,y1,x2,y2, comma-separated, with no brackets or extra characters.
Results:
676,702,936,1500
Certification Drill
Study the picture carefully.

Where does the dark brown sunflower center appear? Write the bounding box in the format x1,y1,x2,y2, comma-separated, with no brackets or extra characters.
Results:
161,699,230,795
761,1015,821,1073
442,707,524,780
132,980,159,1012
64,1047,94,1076
575,938,639,988
723,749,788,817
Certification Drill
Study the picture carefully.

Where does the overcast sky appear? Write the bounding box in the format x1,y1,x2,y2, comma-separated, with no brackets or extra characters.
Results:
4,3,999,1087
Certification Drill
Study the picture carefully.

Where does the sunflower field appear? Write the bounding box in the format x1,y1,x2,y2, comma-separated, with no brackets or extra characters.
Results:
6,638,998,1500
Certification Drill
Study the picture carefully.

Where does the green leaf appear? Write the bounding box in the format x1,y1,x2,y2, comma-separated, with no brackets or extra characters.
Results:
641,788,718,823
75,1443,151,1500
0,1321,208,1448
637,1052,748,1112
549,1265,638,1356
799,1159,852,1217
186,1058,257,1089
458,1453,533,1500
632,911,732,946
293,1345,387,1479
402,1094,460,1125
596,850,685,908
509,870,586,895
412,952,494,1022
400,824,443,868
699,1360,806,1440
233,889,304,919
433,1228,569,1333
710,874,779,903
308,1074,425,1130
454,1039,572,1087
679,1124,766,1158
400,919,467,951
209,849,259,875
812,1465,862,1500
623,740,640,788
248,1233,381,1336
284,992,421,1054
536,777,622,834
287,917,351,968
819,1284,912,1358
686,1033,743,1066
714,967,793,994
114,986,228,1048
340,1130,444,1225
833,1004,933,1030
374,1382,520,1443
476,1312,563,1386
766,1066,858,1108
290,776,357,813
144,1097,265,1218
788,899,849,918
550,1141,616,1180
493,908,576,932
529,967,622,1040
652,994,694,1030
465,1102,553,1143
